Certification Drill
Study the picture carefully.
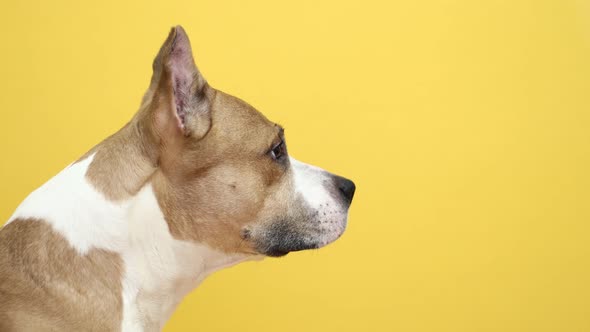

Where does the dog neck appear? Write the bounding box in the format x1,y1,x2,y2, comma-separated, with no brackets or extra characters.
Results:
88,123,253,330
122,182,251,331
8,120,253,330
81,112,159,201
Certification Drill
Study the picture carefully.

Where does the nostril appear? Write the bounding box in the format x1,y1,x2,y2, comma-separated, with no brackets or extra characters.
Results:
335,176,356,204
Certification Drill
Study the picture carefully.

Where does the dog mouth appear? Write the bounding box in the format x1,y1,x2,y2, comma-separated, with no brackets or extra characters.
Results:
251,216,327,257
249,200,350,257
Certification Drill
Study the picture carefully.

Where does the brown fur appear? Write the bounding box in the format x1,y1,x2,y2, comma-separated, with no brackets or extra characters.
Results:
82,27,293,253
81,118,158,201
0,219,123,332
151,89,292,253
0,26,336,331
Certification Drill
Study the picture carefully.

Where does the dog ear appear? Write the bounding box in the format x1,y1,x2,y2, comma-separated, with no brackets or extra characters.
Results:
150,26,211,141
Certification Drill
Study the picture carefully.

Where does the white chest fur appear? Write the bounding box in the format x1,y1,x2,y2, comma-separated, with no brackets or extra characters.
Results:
6,155,252,331
122,184,251,331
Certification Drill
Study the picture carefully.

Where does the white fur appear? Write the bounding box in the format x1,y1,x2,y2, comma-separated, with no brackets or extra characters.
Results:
289,157,348,246
290,158,334,210
6,154,251,331
121,184,250,331
8,155,129,254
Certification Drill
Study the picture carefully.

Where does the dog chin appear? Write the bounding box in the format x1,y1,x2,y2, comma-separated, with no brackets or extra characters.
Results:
259,241,322,258
263,249,291,257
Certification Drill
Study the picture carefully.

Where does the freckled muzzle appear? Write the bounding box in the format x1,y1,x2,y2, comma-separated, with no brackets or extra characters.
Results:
253,173,356,257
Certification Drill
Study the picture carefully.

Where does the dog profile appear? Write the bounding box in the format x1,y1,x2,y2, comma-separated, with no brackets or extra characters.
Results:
0,26,355,331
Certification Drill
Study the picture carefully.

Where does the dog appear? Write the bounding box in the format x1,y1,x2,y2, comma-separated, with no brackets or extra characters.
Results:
0,26,355,331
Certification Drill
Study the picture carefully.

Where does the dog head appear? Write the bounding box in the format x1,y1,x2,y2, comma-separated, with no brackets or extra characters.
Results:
143,26,355,257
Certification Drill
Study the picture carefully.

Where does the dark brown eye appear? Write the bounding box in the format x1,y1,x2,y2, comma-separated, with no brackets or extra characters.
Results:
270,140,286,161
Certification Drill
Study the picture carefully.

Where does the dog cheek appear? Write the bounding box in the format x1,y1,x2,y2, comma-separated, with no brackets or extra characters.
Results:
196,168,266,219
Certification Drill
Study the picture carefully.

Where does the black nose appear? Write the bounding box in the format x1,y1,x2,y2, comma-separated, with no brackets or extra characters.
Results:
335,176,356,204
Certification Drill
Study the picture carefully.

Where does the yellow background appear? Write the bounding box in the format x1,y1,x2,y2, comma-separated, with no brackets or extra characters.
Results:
1,0,590,331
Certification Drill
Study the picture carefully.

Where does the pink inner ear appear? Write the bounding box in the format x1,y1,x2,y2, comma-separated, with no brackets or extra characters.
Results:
173,76,188,129
168,28,196,130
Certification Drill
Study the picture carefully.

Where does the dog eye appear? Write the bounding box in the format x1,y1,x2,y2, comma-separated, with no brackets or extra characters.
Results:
269,141,286,161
